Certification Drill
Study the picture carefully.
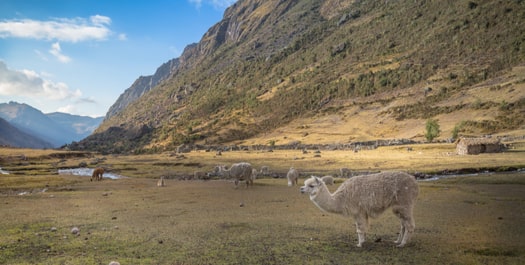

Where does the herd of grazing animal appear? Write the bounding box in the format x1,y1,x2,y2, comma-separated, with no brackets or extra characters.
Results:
89,159,419,248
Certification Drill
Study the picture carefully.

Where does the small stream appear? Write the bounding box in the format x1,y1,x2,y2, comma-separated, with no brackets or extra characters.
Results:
58,168,126,179
417,169,525,181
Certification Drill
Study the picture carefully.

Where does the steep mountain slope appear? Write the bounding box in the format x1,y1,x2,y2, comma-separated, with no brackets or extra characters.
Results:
73,0,525,153
0,117,53,149
105,58,180,118
0,102,103,148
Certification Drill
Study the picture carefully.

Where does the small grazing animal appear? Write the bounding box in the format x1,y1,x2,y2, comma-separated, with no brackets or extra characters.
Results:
157,176,166,187
91,167,104,181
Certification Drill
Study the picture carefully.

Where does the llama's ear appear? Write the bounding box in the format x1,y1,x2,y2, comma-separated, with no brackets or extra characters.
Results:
314,176,322,184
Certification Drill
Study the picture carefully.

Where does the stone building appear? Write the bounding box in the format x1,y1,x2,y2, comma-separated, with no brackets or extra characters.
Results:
456,137,504,155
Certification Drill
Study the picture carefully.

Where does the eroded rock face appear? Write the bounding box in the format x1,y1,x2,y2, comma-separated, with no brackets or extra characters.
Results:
106,58,180,119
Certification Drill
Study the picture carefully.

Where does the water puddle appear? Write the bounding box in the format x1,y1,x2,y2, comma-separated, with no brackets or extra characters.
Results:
58,168,126,179
418,172,484,181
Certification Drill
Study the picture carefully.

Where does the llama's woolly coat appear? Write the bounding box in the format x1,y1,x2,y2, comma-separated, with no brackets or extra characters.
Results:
319,172,418,218
224,162,252,179
287,167,299,186
219,162,254,187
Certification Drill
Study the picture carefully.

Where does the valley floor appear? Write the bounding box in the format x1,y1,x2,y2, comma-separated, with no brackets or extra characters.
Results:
0,174,524,264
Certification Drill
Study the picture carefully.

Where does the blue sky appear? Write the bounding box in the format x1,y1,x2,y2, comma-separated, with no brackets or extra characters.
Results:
0,0,237,117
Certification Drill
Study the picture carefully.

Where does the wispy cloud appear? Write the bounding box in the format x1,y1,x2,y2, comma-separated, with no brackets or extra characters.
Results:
56,104,76,113
0,61,81,100
49,42,71,63
0,15,112,42
189,0,237,9
118,33,127,41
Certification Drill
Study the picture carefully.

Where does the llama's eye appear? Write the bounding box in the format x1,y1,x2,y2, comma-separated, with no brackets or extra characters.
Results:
309,185,314,188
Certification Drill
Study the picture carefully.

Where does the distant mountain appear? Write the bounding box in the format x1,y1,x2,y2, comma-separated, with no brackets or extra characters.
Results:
46,112,103,139
0,116,54,148
0,102,103,148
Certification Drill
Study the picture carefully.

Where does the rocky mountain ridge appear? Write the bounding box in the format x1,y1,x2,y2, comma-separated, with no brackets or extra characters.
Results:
105,58,180,118
72,0,525,153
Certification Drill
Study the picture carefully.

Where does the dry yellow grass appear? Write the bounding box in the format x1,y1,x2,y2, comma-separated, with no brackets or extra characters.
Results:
1,144,524,264
0,174,524,264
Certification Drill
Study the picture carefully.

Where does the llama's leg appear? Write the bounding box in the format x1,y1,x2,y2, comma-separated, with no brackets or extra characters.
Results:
354,215,369,247
392,206,415,247
395,224,405,244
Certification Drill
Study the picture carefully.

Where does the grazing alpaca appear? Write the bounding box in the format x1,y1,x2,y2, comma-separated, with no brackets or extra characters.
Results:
157,176,166,187
286,167,299,186
321,175,334,185
300,172,419,247
340,167,351,178
260,166,270,176
194,171,208,180
90,167,104,181
217,162,254,188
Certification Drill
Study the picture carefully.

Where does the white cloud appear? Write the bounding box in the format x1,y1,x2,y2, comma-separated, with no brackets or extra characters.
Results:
49,42,71,63
90,15,111,26
34,49,49,61
189,0,237,9
0,61,81,100
211,0,237,8
0,15,112,42
57,104,75,113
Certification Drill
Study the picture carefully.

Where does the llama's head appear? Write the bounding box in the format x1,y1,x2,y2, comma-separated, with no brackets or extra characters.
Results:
300,176,324,197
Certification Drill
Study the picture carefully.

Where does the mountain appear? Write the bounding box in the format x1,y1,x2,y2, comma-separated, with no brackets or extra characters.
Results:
72,0,525,153
0,102,103,148
0,116,54,149
46,112,104,139
105,58,180,119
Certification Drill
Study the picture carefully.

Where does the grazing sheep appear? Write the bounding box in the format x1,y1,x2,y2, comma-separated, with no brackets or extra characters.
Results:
91,167,104,181
321,175,334,185
217,162,254,188
300,172,419,247
286,167,299,186
157,176,166,187
340,167,351,178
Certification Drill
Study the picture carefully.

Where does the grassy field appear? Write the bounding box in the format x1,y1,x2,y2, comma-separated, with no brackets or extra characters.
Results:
1,144,524,264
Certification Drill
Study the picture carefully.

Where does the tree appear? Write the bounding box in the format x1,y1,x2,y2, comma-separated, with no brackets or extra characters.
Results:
425,119,440,142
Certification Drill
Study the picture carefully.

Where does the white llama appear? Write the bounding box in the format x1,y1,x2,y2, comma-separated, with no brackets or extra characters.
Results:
321,175,334,185
217,162,254,188
286,167,299,186
300,172,419,247
157,176,166,187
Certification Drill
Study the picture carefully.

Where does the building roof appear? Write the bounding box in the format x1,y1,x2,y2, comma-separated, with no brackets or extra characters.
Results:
456,137,501,146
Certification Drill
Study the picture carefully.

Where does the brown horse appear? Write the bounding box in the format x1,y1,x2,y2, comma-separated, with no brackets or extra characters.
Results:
91,167,105,181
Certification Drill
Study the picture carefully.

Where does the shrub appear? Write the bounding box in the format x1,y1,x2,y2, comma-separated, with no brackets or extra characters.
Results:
425,119,440,142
